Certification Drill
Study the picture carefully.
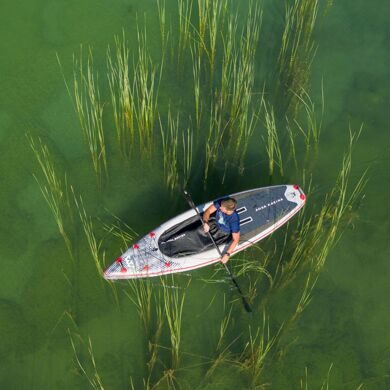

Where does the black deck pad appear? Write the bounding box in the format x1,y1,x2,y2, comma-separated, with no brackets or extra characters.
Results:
158,215,231,258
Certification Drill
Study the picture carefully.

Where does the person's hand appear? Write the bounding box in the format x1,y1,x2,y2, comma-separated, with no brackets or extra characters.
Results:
203,222,210,233
221,254,229,264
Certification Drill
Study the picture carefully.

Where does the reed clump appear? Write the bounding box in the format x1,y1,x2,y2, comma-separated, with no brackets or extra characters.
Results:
203,300,238,380
290,85,324,157
262,98,284,181
126,280,164,387
157,0,169,59
160,110,193,191
277,0,319,115
71,187,104,276
28,135,74,260
225,2,262,172
190,44,202,132
273,127,367,289
133,25,163,159
69,331,105,390
72,48,107,185
160,110,179,191
238,312,284,388
107,32,135,158
126,279,154,333
299,363,334,390
101,212,138,253
190,0,263,178
177,0,193,67
204,97,226,183
161,276,187,370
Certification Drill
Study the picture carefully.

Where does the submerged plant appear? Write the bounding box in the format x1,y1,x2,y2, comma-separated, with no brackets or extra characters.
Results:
161,276,188,370
126,279,165,388
262,98,284,180
160,109,194,191
71,187,104,276
277,0,319,115
190,44,202,132
69,331,105,390
101,212,138,253
238,312,284,388
157,0,169,58
273,127,367,289
160,109,179,191
177,0,193,66
126,279,154,333
107,32,135,158
291,84,324,154
133,24,163,158
203,298,239,380
204,97,226,183
72,48,107,185
28,135,74,260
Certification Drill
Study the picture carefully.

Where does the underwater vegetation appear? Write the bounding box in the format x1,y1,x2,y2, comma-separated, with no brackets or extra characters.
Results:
28,0,373,388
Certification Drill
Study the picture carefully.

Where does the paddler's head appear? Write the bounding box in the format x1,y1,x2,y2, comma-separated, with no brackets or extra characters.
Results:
220,198,237,215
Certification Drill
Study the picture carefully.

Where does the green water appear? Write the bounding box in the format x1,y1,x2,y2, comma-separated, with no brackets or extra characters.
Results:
1,0,389,388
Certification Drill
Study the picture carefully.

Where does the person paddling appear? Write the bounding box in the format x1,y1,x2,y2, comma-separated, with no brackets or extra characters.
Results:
202,197,240,264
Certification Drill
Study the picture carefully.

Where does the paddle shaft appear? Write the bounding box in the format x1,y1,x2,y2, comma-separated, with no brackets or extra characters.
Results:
183,190,252,313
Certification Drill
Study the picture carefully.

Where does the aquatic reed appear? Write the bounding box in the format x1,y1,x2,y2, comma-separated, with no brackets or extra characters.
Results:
299,363,334,390
291,271,319,323
229,3,261,117
145,291,164,388
203,300,239,380
190,44,202,132
177,0,193,66
101,212,138,252
28,135,74,260
291,85,323,152
133,25,163,158
220,13,237,112
233,254,274,291
69,331,105,390
262,98,284,180
196,0,211,63
320,363,334,390
239,313,283,387
160,110,179,191
206,0,226,82
277,0,319,114
107,32,135,158
126,279,154,332
160,109,193,191
71,187,103,276
273,127,366,289
157,0,169,58
72,48,107,184
313,127,367,272
204,97,226,183
162,276,187,370
223,2,262,172
125,278,165,388
182,126,193,188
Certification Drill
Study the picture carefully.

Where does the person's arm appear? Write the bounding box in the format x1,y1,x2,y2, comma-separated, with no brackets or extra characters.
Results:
221,232,240,264
202,204,217,232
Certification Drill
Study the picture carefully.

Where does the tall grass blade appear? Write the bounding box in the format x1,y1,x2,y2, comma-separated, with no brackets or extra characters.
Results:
107,32,135,158
73,47,108,185
28,135,74,260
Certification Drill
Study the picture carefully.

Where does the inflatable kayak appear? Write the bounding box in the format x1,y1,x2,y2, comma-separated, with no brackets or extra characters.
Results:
104,184,306,279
